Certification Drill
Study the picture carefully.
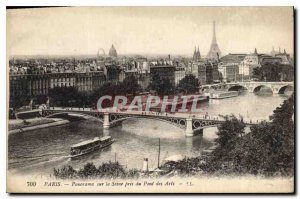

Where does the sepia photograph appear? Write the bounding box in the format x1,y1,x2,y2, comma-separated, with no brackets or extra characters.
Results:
6,6,294,193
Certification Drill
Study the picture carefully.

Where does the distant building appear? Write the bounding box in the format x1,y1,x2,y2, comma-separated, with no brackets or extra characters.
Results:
193,47,201,61
137,73,151,90
150,65,175,86
238,48,292,80
9,71,107,108
118,70,126,82
275,49,292,65
197,62,207,85
260,56,282,65
122,58,151,89
270,46,281,57
187,60,219,85
206,21,221,61
105,64,121,83
108,44,118,58
175,66,186,85
218,54,247,82
206,61,219,84
187,62,200,77
9,75,29,108
238,48,262,80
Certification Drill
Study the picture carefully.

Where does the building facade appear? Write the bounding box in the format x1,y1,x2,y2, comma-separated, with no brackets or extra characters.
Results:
218,54,246,82
205,61,219,84
238,48,292,80
9,71,106,108
275,50,292,65
175,66,186,85
150,65,175,86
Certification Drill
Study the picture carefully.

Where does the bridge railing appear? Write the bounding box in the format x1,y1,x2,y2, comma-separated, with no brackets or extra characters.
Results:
44,107,268,124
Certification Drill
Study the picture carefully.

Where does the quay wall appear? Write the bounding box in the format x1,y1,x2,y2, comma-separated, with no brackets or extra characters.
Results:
8,119,69,134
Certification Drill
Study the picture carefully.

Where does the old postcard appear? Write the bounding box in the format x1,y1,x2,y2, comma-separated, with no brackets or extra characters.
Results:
7,7,294,193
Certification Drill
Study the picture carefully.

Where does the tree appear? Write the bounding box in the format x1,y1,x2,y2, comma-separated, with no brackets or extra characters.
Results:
150,75,174,95
213,115,246,162
48,86,79,107
176,74,200,94
53,165,77,179
252,67,264,80
54,162,127,179
122,75,141,95
78,162,98,179
77,91,93,107
210,95,294,176
252,62,294,82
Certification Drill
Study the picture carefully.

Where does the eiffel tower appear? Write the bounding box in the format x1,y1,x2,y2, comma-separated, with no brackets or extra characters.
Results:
206,21,221,60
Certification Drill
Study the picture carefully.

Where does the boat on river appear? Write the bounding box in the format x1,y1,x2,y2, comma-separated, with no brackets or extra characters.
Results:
70,136,115,159
209,91,239,99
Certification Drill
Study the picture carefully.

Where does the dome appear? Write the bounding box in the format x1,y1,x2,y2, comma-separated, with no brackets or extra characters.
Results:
108,44,118,58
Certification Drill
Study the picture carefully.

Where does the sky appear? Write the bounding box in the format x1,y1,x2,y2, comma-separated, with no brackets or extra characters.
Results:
7,7,294,57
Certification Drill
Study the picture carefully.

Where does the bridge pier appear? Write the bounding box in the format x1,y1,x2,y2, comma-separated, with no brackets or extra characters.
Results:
185,118,194,137
198,129,203,137
103,129,110,136
103,112,110,129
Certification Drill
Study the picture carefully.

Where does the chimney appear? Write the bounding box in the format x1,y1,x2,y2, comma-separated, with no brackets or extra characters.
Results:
142,158,149,172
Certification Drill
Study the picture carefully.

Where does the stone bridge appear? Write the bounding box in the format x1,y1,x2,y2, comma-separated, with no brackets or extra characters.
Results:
41,108,258,137
202,81,293,94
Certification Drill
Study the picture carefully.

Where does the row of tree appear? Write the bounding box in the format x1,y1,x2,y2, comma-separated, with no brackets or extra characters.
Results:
47,74,201,108
53,162,140,179
149,74,200,95
47,75,142,108
252,63,294,82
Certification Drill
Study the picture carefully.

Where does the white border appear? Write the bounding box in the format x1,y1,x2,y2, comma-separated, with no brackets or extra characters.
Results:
0,0,298,198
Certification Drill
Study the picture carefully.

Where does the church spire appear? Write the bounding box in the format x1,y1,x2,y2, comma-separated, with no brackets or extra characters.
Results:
254,48,258,54
212,21,217,44
193,46,197,60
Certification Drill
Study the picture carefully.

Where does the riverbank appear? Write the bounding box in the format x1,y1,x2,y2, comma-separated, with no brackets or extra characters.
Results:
8,118,70,134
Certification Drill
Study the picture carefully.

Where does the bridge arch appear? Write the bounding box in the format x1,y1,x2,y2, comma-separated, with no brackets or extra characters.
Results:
253,85,273,94
193,124,220,133
278,85,293,94
228,85,248,92
43,111,104,123
110,115,186,130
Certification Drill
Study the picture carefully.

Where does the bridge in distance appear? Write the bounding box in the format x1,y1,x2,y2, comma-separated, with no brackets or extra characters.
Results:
202,81,294,94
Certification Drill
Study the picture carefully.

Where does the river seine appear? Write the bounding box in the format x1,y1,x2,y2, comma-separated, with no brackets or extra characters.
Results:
8,91,291,176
